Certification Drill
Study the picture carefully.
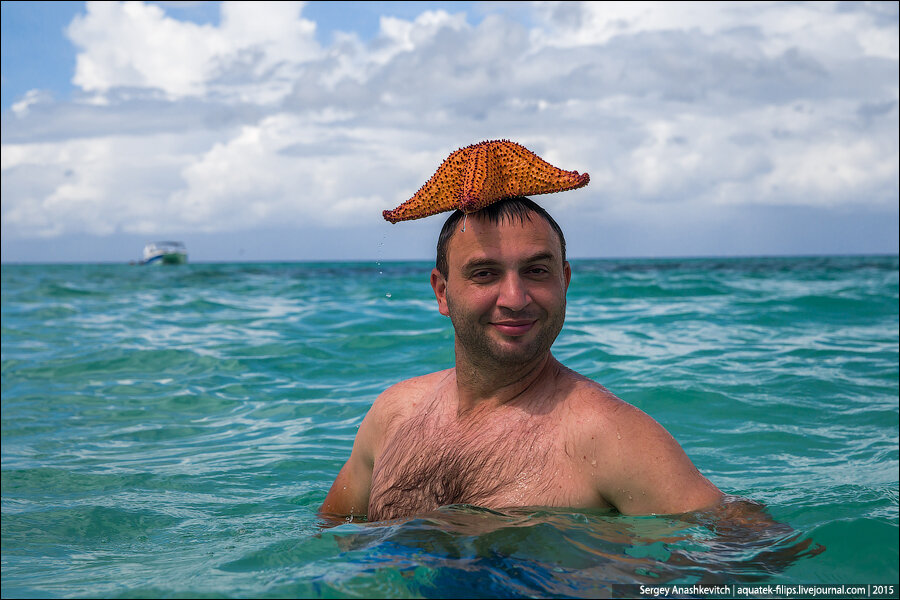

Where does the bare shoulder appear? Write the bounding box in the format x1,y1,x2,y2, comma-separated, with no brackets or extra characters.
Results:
559,367,723,515
346,368,453,472
321,369,451,519
380,368,452,398
365,369,453,438
556,367,633,426
373,369,452,417
560,369,674,440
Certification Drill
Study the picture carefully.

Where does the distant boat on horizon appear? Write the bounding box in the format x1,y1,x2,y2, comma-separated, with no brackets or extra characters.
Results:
141,241,188,265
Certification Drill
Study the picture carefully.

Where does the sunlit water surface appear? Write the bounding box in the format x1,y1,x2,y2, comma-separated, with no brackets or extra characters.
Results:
2,256,897,597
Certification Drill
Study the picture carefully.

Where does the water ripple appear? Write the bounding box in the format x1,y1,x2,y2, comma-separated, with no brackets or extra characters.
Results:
2,257,897,597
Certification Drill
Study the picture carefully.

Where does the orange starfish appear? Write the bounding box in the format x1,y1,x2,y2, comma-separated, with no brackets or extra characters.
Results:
382,140,590,223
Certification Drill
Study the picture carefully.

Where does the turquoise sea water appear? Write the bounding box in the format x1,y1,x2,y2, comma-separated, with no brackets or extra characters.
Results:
2,256,898,598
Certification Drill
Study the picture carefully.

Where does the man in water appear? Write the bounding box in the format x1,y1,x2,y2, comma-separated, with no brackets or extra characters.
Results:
321,197,724,521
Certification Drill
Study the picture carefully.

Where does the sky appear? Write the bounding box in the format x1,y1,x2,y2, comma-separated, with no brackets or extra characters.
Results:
1,1,898,263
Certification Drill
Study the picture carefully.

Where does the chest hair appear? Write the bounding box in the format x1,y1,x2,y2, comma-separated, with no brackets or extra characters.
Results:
368,406,560,521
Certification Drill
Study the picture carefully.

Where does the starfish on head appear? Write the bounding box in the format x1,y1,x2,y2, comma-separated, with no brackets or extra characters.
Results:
382,140,590,223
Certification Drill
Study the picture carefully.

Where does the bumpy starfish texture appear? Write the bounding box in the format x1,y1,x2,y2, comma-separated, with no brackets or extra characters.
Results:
383,140,590,223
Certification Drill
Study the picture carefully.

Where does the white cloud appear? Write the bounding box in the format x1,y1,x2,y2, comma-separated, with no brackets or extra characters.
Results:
531,1,899,60
67,0,319,102
1,1,897,258
10,89,54,117
168,114,451,231
2,133,206,237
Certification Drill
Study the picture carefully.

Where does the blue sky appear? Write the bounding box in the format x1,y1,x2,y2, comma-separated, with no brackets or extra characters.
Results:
1,1,898,263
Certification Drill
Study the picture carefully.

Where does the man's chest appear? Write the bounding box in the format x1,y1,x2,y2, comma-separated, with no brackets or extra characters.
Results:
367,409,597,521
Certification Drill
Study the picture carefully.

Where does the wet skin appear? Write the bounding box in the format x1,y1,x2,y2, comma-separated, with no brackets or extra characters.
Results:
431,213,571,413
321,213,724,522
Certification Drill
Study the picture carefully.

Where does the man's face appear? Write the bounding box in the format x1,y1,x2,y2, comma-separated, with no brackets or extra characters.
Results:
431,213,571,368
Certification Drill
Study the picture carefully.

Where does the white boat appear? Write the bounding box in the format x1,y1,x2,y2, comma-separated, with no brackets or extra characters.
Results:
142,241,187,265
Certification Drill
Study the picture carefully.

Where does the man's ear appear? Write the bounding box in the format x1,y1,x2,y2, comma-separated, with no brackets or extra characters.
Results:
564,260,572,291
430,268,450,316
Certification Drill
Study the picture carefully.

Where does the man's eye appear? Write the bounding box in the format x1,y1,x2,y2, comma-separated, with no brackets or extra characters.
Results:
471,270,496,280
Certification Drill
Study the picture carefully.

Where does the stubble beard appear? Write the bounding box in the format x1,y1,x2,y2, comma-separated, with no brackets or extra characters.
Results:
446,296,566,370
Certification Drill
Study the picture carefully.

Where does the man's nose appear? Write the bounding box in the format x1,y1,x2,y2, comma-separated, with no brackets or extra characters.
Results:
497,273,530,312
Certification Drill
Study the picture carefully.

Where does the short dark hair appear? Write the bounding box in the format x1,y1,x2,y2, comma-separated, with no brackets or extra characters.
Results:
435,196,567,278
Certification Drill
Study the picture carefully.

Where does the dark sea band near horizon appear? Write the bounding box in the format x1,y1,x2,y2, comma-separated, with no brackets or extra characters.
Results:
2,255,898,598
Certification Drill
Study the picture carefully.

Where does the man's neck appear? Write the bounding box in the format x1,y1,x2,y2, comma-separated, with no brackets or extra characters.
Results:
452,350,559,416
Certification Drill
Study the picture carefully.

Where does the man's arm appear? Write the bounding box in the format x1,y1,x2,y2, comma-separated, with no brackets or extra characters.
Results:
597,401,723,515
586,394,823,569
319,444,373,521
319,395,385,521
319,376,426,521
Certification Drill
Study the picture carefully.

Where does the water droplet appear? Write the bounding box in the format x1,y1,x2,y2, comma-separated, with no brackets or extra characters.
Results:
590,459,597,467
617,432,621,440
385,292,392,298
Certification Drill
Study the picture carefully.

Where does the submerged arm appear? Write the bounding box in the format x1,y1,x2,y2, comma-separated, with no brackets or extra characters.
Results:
666,496,825,579
590,401,822,572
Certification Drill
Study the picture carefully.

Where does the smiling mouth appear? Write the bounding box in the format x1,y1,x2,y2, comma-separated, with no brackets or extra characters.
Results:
490,320,537,336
